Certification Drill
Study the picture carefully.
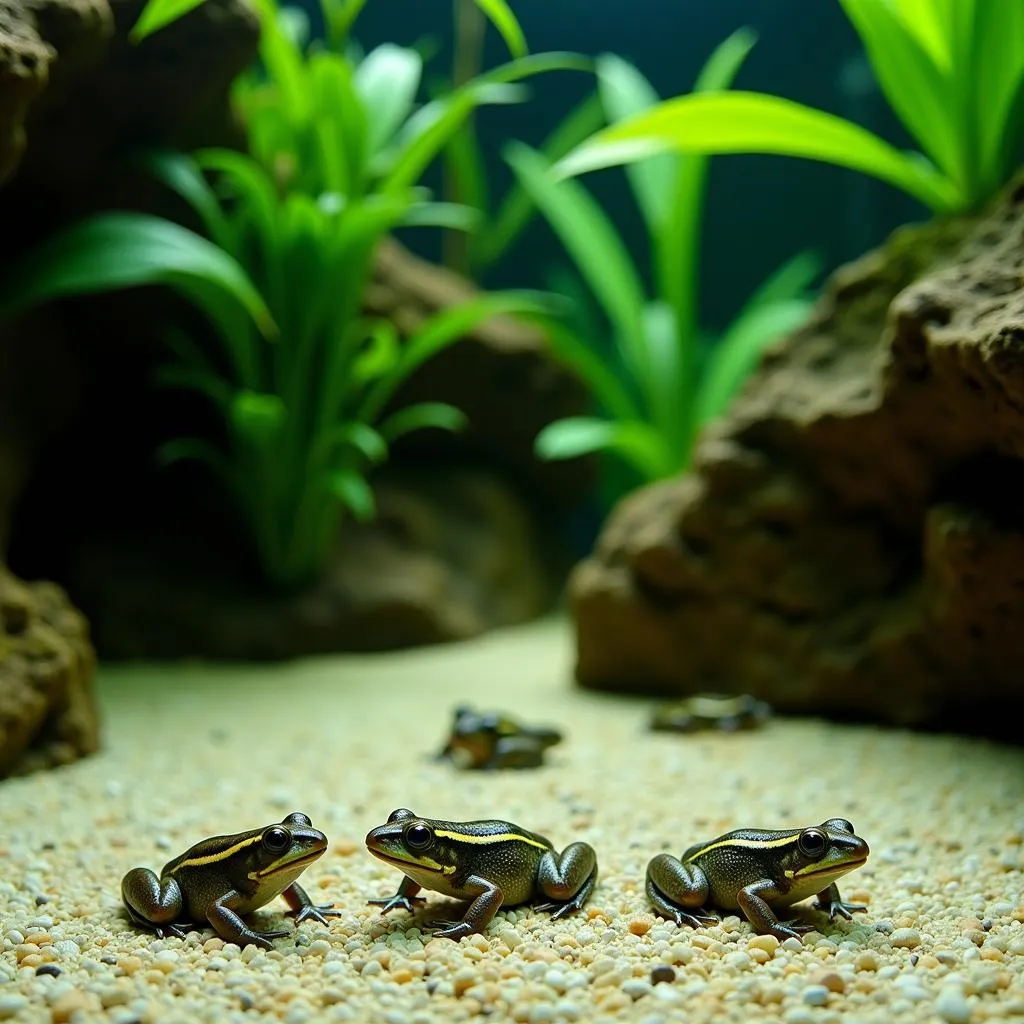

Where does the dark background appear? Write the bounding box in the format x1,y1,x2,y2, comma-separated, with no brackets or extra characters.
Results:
347,0,923,329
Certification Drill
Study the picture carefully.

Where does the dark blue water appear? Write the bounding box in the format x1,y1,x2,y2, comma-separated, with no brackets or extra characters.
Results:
344,0,922,332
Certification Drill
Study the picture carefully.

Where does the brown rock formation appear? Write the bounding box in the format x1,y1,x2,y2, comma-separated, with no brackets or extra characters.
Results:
0,566,97,777
572,183,1024,740
67,467,559,659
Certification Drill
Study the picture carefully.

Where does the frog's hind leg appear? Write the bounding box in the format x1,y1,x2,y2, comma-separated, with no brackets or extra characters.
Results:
535,842,598,919
121,868,193,939
646,855,719,928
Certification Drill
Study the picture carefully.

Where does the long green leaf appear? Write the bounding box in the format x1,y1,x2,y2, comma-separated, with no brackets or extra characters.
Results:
894,0,954,70
596,55,672,230
504,142,648,384
130,0,207,42
378,402,468,442
656,28,757,423
0,213,274,337
327,469,375,521
838,0,960,185
355,44,423,156
144,150,231,250
474,91,605,270
554,91,959,212
534,417,671,480
471,0,528,59
695,297,814,425
359,290,558,422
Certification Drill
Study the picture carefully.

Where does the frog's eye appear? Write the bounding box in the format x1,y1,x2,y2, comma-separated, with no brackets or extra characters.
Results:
263,827,290,854
404,823,436,852
797,828,827,858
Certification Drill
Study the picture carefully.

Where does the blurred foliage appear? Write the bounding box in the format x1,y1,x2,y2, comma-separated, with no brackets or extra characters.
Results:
509,33,819,491
557,0,1024,215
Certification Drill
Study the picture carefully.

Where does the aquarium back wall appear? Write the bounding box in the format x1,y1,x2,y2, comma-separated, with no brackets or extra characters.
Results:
348,0,922,332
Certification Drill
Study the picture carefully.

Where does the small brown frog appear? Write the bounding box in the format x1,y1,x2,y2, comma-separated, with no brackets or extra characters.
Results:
650,693,772,734
436,706,562,770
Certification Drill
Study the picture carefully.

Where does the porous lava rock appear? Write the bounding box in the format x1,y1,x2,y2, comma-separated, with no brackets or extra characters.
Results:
67,467,559,659
572,181,1024,740
0,567,97,777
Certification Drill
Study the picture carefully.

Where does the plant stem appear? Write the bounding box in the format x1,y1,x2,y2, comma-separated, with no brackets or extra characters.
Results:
443,0,486,275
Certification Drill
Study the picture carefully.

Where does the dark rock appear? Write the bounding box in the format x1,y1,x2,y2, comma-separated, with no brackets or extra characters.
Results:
572,180,1024,740
69,467,559,659
0,566,98,777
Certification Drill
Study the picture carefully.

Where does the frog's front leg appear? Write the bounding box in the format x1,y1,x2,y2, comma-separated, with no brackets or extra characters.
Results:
368,874,427,916
430,876,503,940
208,891,290,950
534,842,598,918
813,882,868,922
281,882,342,926
737,879,813,941
121,868,193,939
645,854,719,928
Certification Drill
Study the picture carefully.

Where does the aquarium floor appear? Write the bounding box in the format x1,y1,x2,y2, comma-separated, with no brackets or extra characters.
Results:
1,616,1022,1024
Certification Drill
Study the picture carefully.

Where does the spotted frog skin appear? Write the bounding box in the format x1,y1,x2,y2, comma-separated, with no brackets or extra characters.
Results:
646,818,870,940
121,812,340,948
365,808,598,939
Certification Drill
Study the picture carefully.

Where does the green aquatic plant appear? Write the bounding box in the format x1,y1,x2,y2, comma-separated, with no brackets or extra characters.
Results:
0,152,551,588
130,0,526,57
556,0,1024,214
508,32,819,486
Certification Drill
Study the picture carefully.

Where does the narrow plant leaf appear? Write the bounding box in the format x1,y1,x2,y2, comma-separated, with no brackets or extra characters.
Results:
474,91,605,269
534,417,670,479
596,54,673,230
334,423,389,464
351,318,401,383
355,44,423,156
327,469,376,522
838,0,959,184
154,363,233,408
695,297,814,425
554,91,959,212
378,402,468,442
401,201,482,231
157,438,234,483
359,291,559,423
504,142,648,383
130,0,207,42
143,151,231,249
472,0,528,59
230,390,287,445
0,213,274,338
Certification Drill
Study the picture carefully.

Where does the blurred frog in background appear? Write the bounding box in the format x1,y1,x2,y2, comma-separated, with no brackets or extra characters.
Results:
650,693,772,734
437,705,562,770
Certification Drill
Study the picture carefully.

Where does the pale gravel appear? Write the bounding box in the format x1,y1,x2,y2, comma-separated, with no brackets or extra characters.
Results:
0,617,1022,1024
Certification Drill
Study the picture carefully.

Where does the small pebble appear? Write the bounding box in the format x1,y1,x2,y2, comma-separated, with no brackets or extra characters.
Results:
891,928,922,949
35,964,62,977
802,984,830,1007
649,965,675,985
935,987,973,1024
0,996,28,1020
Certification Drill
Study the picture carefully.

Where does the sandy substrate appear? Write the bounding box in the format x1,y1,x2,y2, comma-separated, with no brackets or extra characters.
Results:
0,617,1022,1024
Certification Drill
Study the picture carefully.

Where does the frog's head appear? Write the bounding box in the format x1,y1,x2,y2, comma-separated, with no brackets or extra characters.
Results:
781,818,870,888
365,808,460,881
245,812,328,884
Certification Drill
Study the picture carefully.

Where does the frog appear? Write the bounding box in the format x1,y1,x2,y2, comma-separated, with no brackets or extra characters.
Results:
121,812,340,948
646,818,870,940
437,705,562,770
365,808,598,939
650,693,772,734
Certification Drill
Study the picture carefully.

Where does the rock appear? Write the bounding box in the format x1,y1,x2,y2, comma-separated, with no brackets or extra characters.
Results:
0,565,98,777
571,176,1024,739
67,467,559,659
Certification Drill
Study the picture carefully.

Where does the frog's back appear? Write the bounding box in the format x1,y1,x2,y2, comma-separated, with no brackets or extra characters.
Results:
683,828,798,909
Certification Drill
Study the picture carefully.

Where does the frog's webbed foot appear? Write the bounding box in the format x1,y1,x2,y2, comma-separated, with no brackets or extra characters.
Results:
428,919,475,941
770,918,815,941
368,894,427,915
153,921,196,940
816,898,868,922
533,891,592,920
287,903,342,925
